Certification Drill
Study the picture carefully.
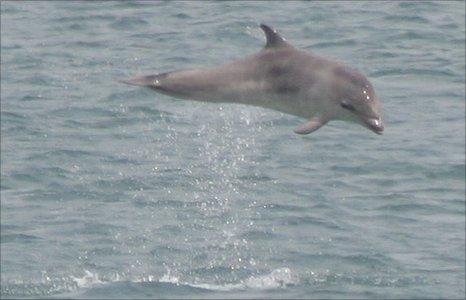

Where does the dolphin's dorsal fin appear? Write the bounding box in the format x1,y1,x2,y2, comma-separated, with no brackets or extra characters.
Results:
260,24,291,49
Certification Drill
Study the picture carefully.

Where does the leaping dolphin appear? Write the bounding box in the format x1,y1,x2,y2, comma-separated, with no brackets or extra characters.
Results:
121,24,384,135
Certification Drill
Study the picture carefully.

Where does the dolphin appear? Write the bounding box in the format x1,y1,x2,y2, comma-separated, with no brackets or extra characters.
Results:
121,24,384,135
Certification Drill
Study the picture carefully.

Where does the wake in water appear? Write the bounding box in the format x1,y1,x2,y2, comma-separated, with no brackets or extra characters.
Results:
0,268,297,297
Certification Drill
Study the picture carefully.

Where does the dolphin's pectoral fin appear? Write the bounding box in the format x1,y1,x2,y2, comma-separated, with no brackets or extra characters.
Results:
260,24,291,49
293,117,327,135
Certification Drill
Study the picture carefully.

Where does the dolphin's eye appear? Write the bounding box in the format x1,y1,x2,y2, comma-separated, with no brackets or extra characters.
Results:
340,101,355,111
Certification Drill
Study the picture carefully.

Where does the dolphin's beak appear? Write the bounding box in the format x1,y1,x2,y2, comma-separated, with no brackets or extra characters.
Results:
363,117,384,135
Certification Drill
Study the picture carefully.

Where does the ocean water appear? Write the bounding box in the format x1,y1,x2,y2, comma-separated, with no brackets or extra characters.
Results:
1,1,465,299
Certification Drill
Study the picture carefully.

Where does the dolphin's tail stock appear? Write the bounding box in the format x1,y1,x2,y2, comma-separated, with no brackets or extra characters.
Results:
118,70,219,101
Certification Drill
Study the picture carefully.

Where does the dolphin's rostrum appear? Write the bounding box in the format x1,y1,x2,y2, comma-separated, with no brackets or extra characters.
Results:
122,24,384,135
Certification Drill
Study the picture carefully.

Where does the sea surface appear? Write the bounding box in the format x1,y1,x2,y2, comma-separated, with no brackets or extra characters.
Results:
1,1,465,299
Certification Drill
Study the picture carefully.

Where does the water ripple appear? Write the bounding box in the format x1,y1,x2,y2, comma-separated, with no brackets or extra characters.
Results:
1,1,464,299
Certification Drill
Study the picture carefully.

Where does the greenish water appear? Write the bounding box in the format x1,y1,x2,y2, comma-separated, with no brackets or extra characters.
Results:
1,1,465,298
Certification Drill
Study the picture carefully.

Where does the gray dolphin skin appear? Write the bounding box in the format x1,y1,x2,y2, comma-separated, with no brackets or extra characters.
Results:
121,24,384,135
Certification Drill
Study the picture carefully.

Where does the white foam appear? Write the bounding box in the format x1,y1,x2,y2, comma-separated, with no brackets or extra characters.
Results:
66,267,297,293
156,267,298,292
71,270,104,289
158,272,180,285
243,267,298,289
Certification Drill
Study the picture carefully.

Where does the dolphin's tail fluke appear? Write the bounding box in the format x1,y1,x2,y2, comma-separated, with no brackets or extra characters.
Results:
119,71,195,99
118,73,169,87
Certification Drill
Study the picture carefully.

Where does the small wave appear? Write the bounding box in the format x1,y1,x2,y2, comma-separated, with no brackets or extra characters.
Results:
398,1,440,10
303,270,431,288
311,39,357,49
240,230,279,240
112,1,154,8
1,271,104,297
49,106,118,119
26,149,96,161
1,233,41,244
109,17,148,30
383,15,429,24
369,68,457,78
20,94,47,101
71,40,108,48
1,43,22,50
53,14,115,23
129,31,181,41
283,216,343,230
22,74,59,87
171,12,192,20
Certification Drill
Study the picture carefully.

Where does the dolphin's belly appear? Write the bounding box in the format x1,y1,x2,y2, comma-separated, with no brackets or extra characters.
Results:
197,81,318,119
208,83,318,118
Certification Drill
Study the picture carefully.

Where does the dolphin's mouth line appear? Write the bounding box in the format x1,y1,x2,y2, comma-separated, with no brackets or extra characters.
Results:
362,117,384,135
348,111,384,135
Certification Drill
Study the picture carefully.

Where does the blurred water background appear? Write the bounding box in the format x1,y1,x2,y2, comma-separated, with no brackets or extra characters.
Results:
1,1,465,298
